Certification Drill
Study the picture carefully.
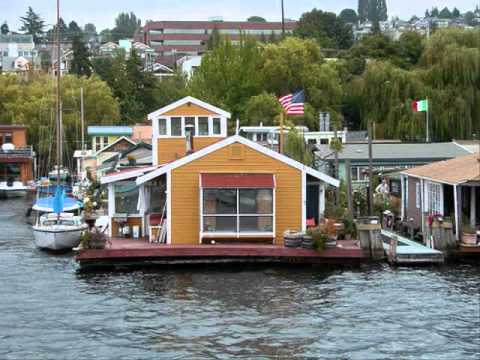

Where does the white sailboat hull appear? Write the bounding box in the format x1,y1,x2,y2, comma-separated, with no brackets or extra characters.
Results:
33,225,87,251
0,181,28,198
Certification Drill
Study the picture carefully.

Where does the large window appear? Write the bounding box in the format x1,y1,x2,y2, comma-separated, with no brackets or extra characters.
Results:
212,118,221,135
198,117,209,135
158,118,167,135
184,117,195,136
426,182,442,215
114,181,139,214
155,116,225,137
0,163,21,181
202,188,274,234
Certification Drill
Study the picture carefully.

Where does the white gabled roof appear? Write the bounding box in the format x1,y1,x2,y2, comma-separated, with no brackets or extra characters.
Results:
147,96,231,120
94,136,136,157
136,135,339,187
101,166,157,185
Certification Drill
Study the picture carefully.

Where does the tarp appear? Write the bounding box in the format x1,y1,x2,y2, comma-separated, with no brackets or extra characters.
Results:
33,196,82,213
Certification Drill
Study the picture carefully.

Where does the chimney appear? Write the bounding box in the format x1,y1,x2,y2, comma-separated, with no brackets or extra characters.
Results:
185,124,194,155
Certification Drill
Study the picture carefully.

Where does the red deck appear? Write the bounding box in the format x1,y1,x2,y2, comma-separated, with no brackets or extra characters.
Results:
76,238,366,268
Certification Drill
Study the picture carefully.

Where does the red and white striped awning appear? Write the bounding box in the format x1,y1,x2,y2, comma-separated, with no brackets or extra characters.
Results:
200,173,275,188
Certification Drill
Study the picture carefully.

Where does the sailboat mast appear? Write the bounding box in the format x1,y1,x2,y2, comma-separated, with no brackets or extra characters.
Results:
55,0,61,185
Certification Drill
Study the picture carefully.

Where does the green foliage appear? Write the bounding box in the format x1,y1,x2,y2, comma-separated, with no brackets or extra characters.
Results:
339,9,358,24
243,92,281,127
206,27,221,50
70,36,92,77
0,74,120,175
1,22,9,35
439,7,452,19
358,0,388,23
294,8,353,49
67,21,83,41
284,127,313,166
83,23,97,42
306,227,328,252
247,16,266,22
111,12,141,41
19,6,45,43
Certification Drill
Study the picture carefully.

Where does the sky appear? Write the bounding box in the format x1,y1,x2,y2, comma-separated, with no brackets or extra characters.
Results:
2,0,478,31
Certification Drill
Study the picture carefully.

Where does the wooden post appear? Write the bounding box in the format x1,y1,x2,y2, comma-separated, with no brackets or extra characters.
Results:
470,187,476,229
426,96,430,143
333,125,340,209
367,120,374,216
346,159,354,217
80,87,85,151
454,184,460,241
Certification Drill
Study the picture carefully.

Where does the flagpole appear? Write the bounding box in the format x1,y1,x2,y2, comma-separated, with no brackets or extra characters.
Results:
279,111,284,154
426,96,430,143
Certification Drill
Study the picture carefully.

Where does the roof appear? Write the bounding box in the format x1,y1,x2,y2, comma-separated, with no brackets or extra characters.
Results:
0,34,33,44
315,142,470,161
454,140,480,154
137,135,339,187
148,96,231,120
87,126,133,136
101,166,158,185
132,125,153,142
402,153,480,185
94,136,136,157
0,125,26,130
239,126,309,133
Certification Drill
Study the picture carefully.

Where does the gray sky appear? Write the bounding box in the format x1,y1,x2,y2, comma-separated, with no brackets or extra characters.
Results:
2,1,478,31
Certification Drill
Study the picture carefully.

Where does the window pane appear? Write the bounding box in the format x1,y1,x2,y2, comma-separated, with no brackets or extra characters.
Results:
171,117,182,136
184,117,195,136
239,189,273,214
0,163,21,181
103,136,109,145
114,181,139,214
240,216,273,232
4,133,12,144
203,189,237,214
203,216,236,232
198,117,209,135
149,179,166,213
212,118,221,135
158,118,167,135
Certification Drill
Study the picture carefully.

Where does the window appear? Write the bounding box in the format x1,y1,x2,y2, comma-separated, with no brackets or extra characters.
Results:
202,188,274,234
103,136,109,147
95,137,102,152
426,182,442,215
415,182,421,209
4,133,12,144
184,117,195,136
171,117,182,136
114,181,139,214
0,163,21,181
320,139,329,145
158,118,167,135
350,167,359,181
198,117,209,135
212,118,221,135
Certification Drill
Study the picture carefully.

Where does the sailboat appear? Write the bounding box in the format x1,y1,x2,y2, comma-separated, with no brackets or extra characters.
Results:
32,0,87,251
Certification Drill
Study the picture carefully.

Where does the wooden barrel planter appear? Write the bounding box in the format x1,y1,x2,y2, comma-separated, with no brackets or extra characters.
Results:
284,230,303,248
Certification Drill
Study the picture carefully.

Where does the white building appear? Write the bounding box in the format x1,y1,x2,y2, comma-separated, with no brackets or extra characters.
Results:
0,34,39,72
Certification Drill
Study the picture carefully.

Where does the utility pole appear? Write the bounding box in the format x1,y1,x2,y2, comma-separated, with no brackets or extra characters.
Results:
333,124,340,209
368,120,374,216
80,87,85,151
281,0,285,37
426,96,430,143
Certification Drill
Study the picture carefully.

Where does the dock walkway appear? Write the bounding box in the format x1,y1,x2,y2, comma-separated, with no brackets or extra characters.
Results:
75,238,367,269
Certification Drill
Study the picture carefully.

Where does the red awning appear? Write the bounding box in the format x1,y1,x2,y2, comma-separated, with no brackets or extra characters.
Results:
201,173,275,188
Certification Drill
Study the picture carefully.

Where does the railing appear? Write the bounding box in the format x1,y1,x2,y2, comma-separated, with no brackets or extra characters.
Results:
0,146,34,157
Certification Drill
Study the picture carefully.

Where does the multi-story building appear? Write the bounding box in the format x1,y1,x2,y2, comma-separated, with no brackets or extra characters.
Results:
0,34,39,72
136,20,296,66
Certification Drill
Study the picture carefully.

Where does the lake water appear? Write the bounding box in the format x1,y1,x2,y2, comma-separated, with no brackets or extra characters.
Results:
1,198,479,359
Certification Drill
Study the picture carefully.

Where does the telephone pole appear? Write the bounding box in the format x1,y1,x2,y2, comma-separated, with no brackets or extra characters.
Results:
281,0,285,37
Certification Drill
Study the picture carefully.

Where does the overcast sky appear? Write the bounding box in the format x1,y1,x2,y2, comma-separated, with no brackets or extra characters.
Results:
2,0,478,31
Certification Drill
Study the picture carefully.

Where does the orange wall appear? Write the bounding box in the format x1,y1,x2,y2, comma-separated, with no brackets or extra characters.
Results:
157,137,224,164
163,103,217,116
0,128,27,147
170,142,302,245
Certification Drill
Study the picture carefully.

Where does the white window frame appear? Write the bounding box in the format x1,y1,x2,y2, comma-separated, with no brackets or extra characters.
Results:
200,187,275,239
154,116,227,138
425,181,443,215
416,182,421,209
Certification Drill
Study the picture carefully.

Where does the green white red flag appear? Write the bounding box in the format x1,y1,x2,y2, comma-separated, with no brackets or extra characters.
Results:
412,99,428,112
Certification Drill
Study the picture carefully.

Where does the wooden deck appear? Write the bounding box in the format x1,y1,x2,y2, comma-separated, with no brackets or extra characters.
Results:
75,238,367,269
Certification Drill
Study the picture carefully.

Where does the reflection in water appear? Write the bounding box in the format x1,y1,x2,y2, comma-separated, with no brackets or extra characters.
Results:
0,198,479,359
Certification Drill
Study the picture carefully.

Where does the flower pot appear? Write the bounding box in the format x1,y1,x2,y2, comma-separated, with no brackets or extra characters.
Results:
462,232,477,245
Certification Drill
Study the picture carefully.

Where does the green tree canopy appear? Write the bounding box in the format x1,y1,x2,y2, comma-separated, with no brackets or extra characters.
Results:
339,9,358,24
70,36,92,77
19,6,45,43
1,22,9,35
84,23,97,42
112,12,141,41
247,16,267,22
67,21,83,41
47,17,67,42
294,8,353,49
243,92,282,127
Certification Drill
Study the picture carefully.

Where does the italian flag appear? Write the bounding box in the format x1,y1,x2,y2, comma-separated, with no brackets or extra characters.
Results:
412,99,428,112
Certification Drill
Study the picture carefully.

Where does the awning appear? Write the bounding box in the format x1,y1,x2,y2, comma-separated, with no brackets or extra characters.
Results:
201,173,275,188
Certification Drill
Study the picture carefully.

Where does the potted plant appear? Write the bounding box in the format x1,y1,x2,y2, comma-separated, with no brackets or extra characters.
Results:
127,155,136,166
306,227,328,252
462,223,478,245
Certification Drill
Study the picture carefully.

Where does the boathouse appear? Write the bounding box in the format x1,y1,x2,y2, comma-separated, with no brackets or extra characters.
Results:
101,97,339,245
400,152,480,242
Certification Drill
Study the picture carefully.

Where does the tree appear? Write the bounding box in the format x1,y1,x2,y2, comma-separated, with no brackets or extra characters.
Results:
465,12,475,26
294,8,354,49
46,18,67,42
111,12,141,41
430,7,439,17
247,16,266,22
339,9,358,24
1,22,9,35
67,21,83,41
99,29,113,43
84,23,97,42
358,0,369,23
358,0,387,23
439,7,452,19
19,7,45,43
396,31,424,69
243,92,282,126
284,127,313,165
206,27,221,50
70,36,91,77
452,8,461,18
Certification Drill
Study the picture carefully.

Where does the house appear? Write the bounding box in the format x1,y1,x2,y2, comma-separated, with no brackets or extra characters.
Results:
87,126,133,152
131,125,153,144
315,142,471,186
101,97,339,244
400,153,480,242
239,125,309,151
0,34,39,73
0,125,35,185
177,55,202,78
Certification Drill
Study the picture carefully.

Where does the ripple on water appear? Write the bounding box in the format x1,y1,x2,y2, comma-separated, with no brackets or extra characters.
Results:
0,198,479,359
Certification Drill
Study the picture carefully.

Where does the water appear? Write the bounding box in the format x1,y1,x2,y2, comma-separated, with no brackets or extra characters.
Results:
0,198,479,360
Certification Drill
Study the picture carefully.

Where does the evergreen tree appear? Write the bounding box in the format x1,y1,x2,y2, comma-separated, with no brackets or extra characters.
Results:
207,27,221,50
339,9,358,24
452,8,461,18
247,16,266,22
67,21,83,41
1,22,9,35
19,7,45,43
70,36,91,77
112,12,141,41
358,0,387,23
439,7,452,19
47,18,67,42
358,0,369,23
431,7,439,17
83,23,97,42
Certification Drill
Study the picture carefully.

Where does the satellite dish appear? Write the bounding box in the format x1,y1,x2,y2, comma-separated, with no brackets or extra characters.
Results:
2,143,15,151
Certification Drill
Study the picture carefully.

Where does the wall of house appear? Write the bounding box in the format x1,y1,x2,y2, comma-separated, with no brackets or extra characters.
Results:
157,137,223,164
163,103,216,117
406,177,422,229
169,142,302,245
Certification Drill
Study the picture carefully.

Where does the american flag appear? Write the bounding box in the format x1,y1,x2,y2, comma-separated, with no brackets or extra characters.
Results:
279,90,305,115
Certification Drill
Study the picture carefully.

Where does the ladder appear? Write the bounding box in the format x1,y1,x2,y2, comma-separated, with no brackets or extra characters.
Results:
154,201,167,244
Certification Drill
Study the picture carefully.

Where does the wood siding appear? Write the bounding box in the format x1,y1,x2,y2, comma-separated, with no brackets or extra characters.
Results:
163,103,218,116
170,142,302,245
406,177,422,229
157,137,224,164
